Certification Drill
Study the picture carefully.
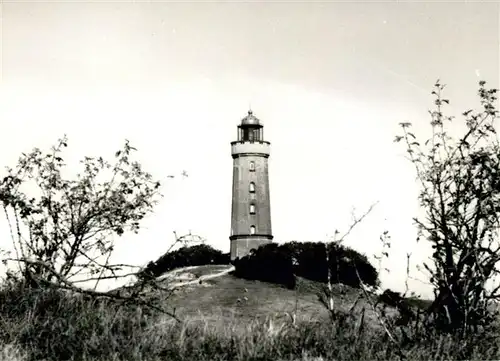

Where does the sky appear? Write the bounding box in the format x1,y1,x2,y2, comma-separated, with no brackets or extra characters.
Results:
0,0,499,297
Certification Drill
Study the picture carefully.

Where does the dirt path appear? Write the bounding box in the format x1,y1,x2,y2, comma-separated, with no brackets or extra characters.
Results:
168,266,235,288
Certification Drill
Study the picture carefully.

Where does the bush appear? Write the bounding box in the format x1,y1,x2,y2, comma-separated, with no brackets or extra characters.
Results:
282,241,379,287
0,137,162,289
138,245,230,280
396,80,500,335
233,241,378,289
233,243,296,289
328,244,379,288
285,241,329,282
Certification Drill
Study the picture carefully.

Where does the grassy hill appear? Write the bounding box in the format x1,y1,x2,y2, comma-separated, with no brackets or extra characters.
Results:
0,264,496,361
164,264,374,324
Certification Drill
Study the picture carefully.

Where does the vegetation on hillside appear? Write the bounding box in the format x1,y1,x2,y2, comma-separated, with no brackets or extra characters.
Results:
233,243,297,289
0,80,499,360
137,244,230,281
233,241,378,289
0,275,497,361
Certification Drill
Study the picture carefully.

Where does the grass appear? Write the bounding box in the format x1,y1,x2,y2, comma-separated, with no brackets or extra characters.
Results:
0,265,499,361
167,267,368,325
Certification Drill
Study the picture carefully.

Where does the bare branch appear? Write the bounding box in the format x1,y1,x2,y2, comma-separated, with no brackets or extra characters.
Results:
336,201,379,244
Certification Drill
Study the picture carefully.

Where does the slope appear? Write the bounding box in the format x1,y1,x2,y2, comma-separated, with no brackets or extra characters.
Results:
156,264,386,329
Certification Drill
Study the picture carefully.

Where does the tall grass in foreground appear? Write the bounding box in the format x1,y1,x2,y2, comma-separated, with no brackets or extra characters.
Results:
0,284,499,361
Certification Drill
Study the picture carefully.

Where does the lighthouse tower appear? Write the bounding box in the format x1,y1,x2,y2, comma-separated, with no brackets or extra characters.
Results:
230,110,273,261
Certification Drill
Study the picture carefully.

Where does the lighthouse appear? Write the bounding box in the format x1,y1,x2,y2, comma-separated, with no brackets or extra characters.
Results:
230,110,273,261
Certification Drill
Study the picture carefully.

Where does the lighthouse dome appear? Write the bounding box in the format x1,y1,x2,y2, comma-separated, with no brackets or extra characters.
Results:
241,110,261,126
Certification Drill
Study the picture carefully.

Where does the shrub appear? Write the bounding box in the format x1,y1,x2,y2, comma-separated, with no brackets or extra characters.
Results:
138,245,230,280
286,241,329,282
281,241,379,287
233,241,378,289
328,244,379,287
396,80,500,335
233,243,296,289
0,137,162,289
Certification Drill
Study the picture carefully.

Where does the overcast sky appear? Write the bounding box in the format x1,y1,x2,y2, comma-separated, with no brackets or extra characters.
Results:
0,1,499,297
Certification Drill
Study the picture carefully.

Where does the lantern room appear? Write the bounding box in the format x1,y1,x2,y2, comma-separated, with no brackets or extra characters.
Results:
237,110,264,142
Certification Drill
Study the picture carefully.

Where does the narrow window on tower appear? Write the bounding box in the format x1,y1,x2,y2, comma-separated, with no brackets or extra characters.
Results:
249,182,255,193
250,225,256,235
249,204,255,214
249,161,255,171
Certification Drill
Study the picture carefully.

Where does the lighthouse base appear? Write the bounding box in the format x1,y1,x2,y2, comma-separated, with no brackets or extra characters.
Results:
229,235,273,261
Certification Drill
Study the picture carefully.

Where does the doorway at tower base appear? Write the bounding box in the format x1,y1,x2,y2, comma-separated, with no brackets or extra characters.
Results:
229,235,273,261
